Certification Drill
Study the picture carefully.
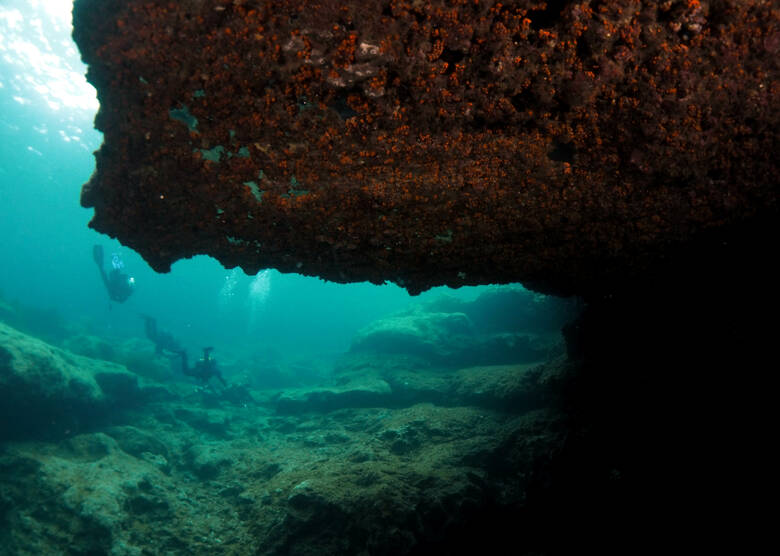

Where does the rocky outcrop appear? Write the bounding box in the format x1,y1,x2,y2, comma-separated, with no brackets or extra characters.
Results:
349,286,571,367
0,432,216,554
350,311,479,361
273,372,394,414
255,404,552,556
350,309,556,366
72,0,778,296
0,395,566,555
273,355,565,415
271,287,570,414
0,322,161,440
63,334,175,382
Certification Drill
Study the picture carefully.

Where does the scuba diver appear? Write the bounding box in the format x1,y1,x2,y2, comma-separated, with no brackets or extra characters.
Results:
141,315,183,355
178,347,227,387
93,245,134,303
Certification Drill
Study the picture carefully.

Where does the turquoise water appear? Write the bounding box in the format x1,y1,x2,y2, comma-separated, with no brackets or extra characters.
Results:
0,0,530,372
0,3,577,553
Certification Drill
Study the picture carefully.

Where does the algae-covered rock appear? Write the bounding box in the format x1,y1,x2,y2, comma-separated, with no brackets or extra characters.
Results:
423,286,578,334
350,311,474,364
174,408,232,438
61,333,116,363
185,443,233,480
107,425,170,461
276,356,557,414
115,337,176,382
349,287,570,368
247,403,560,555
0,382,567,554
0,432,177,555
0,322,145,440
65,431,120,461
63,334,175,383
451,363,548,412
273,375,392,414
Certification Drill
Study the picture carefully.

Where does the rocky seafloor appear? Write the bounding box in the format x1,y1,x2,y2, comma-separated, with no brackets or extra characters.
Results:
1,288,580,555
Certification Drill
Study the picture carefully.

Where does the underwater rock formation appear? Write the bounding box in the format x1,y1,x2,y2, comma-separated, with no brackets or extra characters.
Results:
274,357,559,414
0,322,152,440
0,434,171,553
349,307,553,364
63,334,177,383
72,0,778,296
349,285,571,366
0,363,568,555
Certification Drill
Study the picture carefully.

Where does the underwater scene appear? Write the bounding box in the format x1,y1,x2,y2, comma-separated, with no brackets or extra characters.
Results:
0,2,578,554
4,0,777,554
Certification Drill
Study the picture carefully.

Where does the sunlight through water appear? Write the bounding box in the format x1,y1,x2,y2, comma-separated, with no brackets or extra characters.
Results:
0,0,98,113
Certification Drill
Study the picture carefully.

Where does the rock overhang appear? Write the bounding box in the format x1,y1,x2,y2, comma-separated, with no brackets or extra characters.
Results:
72,0,778,297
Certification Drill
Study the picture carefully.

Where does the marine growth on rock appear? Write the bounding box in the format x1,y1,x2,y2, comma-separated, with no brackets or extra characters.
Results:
73,0,778,296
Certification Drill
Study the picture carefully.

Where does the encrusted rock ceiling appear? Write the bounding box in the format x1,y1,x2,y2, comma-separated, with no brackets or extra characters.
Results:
73,0,778,296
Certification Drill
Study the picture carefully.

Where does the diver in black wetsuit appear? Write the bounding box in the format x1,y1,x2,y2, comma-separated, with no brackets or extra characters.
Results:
141,315,183,355
93,245,134,303
178,347,227,387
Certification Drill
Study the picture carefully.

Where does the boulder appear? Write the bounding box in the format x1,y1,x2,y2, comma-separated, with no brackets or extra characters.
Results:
61,333,116,363
349,287,569,368
63,334,176,383
184,443,234,480
422,286,578,334
0,322,148,440
107,425,170,461
350,311,475,364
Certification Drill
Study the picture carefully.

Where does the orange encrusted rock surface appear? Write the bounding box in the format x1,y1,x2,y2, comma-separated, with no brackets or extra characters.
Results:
73,0,778,296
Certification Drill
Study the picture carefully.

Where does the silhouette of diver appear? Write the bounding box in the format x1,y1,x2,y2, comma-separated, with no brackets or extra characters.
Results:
141,314,182,355
93,245,134,303
178,347,227,387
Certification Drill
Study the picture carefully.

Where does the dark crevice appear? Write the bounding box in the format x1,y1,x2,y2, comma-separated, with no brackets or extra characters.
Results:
329,92,360,121
548,141,576,163
439,48,465,75
529,0,571,30
510,90,535,113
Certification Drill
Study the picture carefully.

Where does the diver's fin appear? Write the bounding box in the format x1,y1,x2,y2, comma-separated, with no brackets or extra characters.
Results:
92,244,104,266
